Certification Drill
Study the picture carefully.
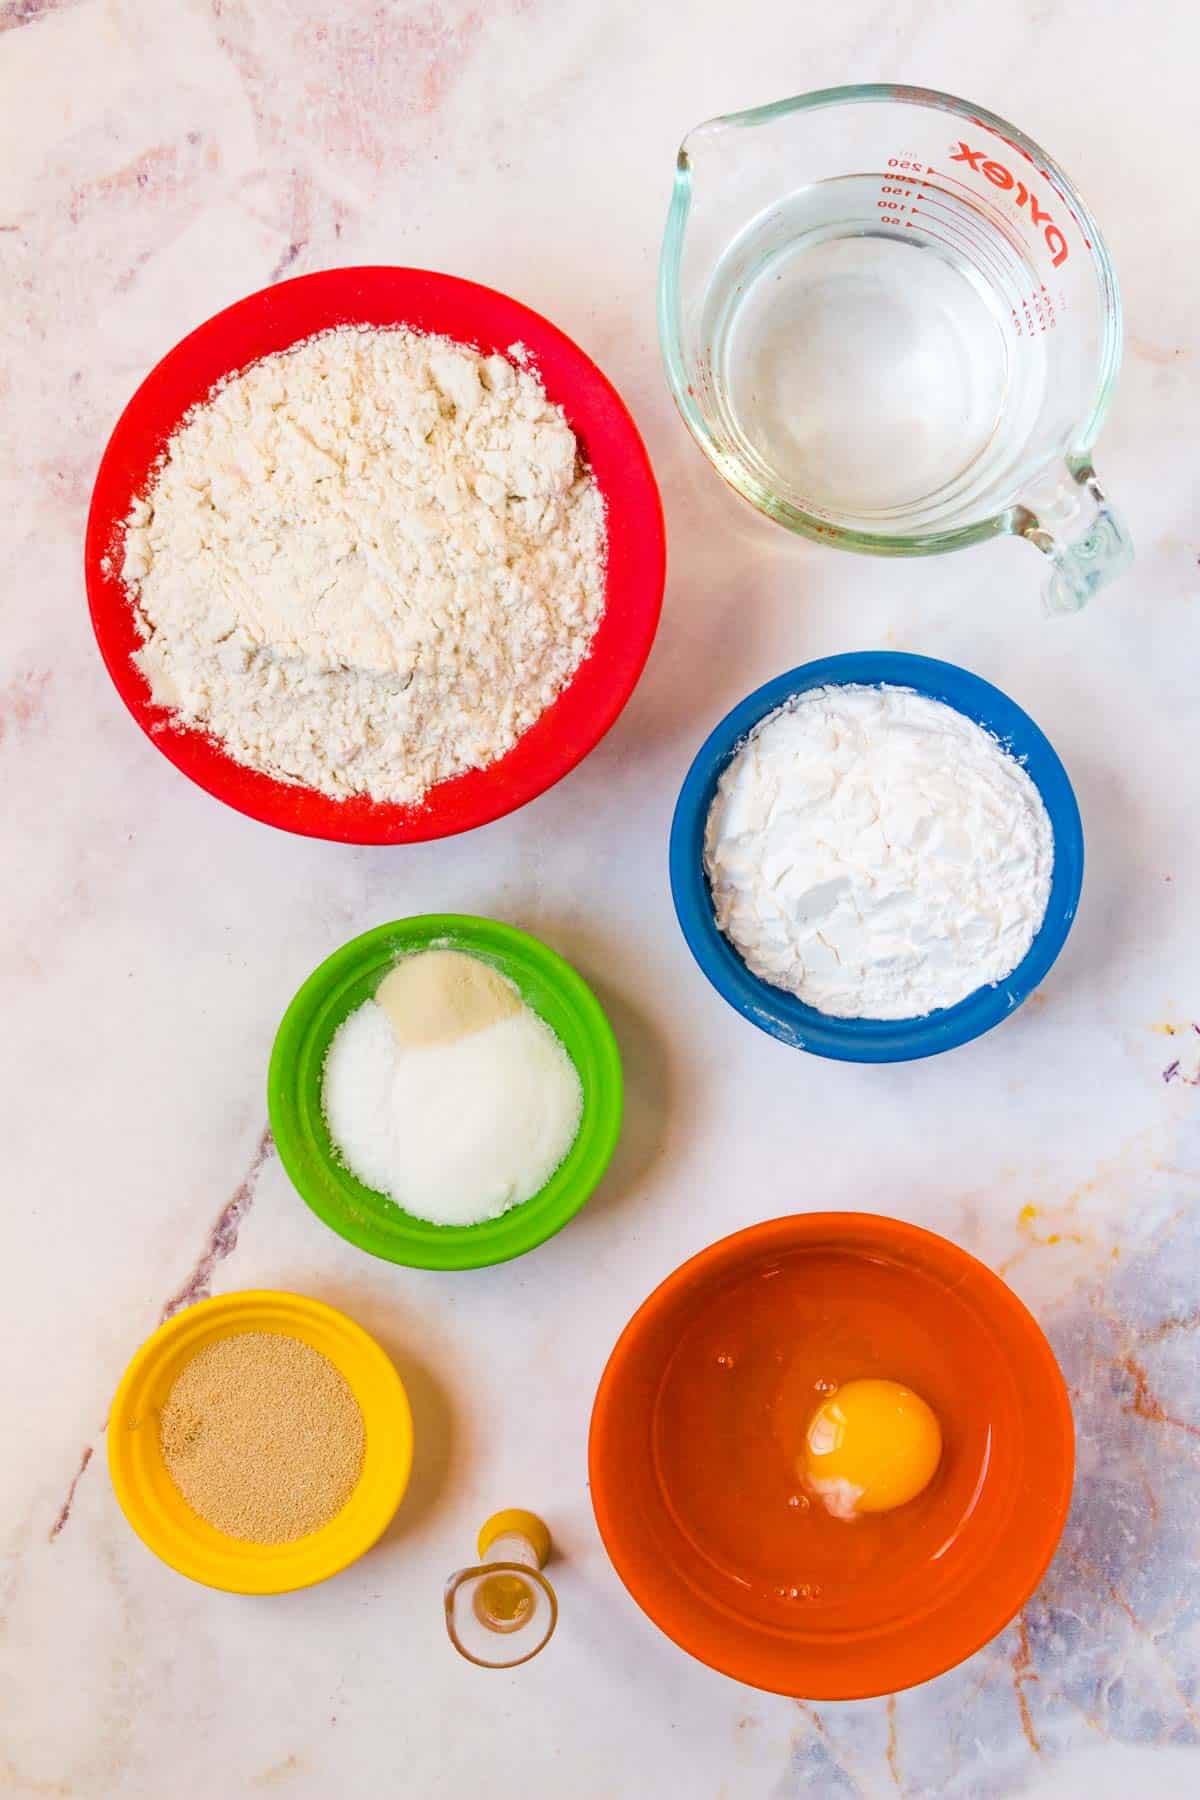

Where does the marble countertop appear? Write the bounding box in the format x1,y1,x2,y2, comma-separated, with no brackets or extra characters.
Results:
2,1,1198,1795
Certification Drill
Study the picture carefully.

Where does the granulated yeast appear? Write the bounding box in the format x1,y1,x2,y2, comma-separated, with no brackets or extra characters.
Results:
159,1331,365,1543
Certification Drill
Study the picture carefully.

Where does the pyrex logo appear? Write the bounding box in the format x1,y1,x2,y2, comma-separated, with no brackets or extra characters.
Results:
950,142,1069,267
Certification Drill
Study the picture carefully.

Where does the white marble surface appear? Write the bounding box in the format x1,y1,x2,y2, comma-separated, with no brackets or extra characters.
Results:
2,1,1199,1795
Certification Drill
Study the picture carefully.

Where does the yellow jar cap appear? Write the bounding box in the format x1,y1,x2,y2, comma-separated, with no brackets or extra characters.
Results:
478,1509,551,1567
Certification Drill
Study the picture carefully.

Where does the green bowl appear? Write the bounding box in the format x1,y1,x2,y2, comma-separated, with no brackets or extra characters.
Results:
268,915,624,1270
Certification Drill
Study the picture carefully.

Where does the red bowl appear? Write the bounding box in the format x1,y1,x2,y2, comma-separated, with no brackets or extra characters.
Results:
85,268,665,843
590,1214,1074,1700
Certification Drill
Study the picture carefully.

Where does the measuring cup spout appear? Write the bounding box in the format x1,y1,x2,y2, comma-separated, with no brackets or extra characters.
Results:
1015,461,1134,615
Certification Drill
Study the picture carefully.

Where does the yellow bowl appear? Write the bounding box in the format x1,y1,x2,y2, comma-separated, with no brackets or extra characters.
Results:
107,1290,413,1593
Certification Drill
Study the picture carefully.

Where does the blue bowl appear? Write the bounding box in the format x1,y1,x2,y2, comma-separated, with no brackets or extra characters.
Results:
669,652,1084,1063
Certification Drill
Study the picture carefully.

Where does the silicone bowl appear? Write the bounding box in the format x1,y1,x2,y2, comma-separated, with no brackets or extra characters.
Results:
108,1290,413,1594
85,267,665,843
589,1214,1074,1700
670,651,1083,1061
268,916,623,1270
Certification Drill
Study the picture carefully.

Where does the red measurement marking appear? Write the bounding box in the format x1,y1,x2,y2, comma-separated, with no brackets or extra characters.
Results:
971,117,1037,166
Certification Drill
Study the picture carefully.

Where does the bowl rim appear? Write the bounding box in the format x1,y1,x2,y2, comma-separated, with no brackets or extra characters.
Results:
669,651,1084,1061
268,914,624,1270
84,265,665,844
107,1289,414,1594
588,1211,1075,1700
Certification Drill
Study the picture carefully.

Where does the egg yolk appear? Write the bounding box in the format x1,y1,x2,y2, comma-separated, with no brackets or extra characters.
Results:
803,1378,942,1520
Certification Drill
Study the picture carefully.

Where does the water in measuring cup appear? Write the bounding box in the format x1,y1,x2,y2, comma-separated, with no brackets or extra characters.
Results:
706,176,1046,525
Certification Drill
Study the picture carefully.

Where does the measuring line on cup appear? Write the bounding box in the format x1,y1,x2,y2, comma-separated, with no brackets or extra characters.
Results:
935,159,1073,280
874,156,1050,322
927,168,1065,329
875,153,1064,341
889,157,1031,263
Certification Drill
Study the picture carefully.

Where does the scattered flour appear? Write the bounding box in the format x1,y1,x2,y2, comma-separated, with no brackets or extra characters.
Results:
119,327,607,805
704,684,1055,1020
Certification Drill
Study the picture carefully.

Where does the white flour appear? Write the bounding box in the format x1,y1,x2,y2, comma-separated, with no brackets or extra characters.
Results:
704,684,1055,1020
119,327,607,805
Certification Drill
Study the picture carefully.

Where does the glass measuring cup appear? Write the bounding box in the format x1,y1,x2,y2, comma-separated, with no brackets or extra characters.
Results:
660,84,1131,613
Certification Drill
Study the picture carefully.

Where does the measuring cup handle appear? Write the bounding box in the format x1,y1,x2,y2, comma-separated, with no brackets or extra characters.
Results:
1018,463,1134,616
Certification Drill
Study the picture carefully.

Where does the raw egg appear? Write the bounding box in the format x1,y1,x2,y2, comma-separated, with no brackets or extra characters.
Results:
804,1378,942,1520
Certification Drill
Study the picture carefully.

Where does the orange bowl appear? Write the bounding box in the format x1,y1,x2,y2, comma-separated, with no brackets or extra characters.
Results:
589,1214,1073,1699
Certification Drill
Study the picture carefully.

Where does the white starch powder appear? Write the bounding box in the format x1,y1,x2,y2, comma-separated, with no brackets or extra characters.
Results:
120,328,606,806
704,684,1054,1020
323,959,583,1226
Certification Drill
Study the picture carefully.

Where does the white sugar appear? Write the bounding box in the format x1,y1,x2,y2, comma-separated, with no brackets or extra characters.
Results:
322,970,583,1227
